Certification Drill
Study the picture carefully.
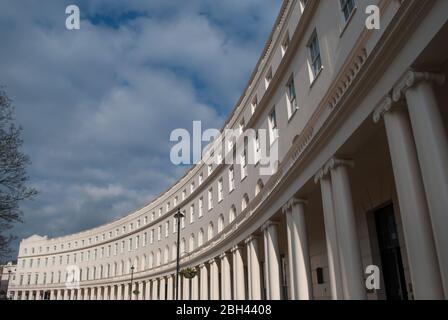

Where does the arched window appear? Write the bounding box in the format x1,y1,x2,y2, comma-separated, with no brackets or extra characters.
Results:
156,249,161,266
255,179,264,196
114,262,117,276
134,256,139,272
229,205,236,223
85,268,89,281
164,246,169,263
141,255,146,270
208,222,214,240
149,252,154,268
189,234,195,252
120,261,124,275
172,243,177,261
181,238,186,255
107,264,110,278
218,214,224,233
198,228,204,246
127,259,132,273
242,193,249,211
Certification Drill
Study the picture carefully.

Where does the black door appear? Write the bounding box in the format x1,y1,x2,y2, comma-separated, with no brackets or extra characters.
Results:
374,204,408,300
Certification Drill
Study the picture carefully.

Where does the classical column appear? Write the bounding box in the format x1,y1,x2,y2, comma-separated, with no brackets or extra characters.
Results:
283,198,312,300
116,284,121,300
70,289,76,300
220,253,232,300
245,236,262,300
152,279,159,300
393,71,448,296
262,221,282,300
137,281,142,300
199,264,209,300
182,276,190,300
209,258,220,300
64,289,70,300
145,280,151,300
49,290,55,300
159,277,166,300
314,170,344,300
373,96,444,299
191,271,199,300
167,275,173,300
231,245,246,300
326,158,365,300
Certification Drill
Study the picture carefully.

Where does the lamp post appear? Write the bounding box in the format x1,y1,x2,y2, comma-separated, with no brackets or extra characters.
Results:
130,265,135,300
174,207,184,300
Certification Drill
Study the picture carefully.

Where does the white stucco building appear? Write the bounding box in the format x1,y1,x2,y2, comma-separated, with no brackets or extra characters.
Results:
8,0,448,300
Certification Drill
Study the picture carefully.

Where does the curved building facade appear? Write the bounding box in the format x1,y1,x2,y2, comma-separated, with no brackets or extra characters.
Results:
8,0,448,300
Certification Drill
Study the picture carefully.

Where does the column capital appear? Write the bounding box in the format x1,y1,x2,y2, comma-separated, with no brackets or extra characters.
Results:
283,197,307,213
314,167,328,184
219,252,229,260
199,263,206,269
261,220,279,232
392,70,445,102
373,95,394,123
244,235,259,244
231,245,243,253
209,258,217,265
324,157,354,173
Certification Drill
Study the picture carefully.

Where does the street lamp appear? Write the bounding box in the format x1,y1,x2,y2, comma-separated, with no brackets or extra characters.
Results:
130,265,135,300
174,207,185,300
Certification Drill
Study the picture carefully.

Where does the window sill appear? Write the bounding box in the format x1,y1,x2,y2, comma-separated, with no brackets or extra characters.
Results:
339,7,357,38
310,66,323,89
287,107,299,123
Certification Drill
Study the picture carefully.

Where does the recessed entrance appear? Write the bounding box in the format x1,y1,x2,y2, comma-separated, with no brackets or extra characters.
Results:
374,204,408,300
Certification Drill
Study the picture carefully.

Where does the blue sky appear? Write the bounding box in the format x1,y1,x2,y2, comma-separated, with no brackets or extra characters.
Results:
0,0,281,261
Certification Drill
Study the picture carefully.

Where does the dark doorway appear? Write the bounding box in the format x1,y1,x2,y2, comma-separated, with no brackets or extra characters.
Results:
374,204,408,300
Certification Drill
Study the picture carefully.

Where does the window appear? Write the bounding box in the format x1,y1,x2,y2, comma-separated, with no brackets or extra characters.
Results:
239,119,245,135
151,212,155,221
199,197,204,218
166,202,170,212
174,196,178,207
268,108,278,143
208,222,214,241
251,95,258,114
229,166,235,192
128,238,132,251
181,214,185,229
281,32,290,57
208,163,213,176
136,236,139,250
340,0,355,22
199,173,203,185
182,189,186,201
242,194,249,211
165,221,170,237
150,229,155,244
255,130,261,163
286,76,298,118
198,229,204,246
218,214,224,233
208,188,213,210
241,137,248,179
190,204,195,224
300,0,309,12
255,179,264,196
265,67,273,89
190,182,195,193
308,31,322,80
229,205,236,223
159,207,163,217
143,232,147,246
218,178,223,202
158,225,162,241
